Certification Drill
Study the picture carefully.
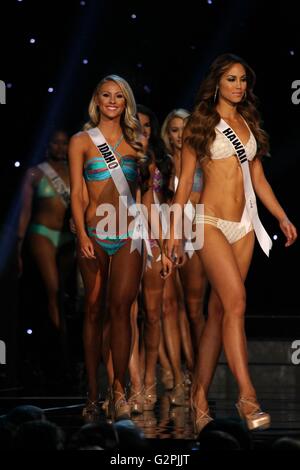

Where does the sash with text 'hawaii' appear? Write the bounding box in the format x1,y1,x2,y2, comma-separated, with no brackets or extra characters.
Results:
215,119,272,256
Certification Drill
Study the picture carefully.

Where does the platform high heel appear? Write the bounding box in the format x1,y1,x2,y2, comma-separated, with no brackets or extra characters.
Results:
235,396,271,431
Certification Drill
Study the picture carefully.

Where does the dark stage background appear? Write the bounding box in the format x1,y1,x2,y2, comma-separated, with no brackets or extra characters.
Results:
0,0,299,387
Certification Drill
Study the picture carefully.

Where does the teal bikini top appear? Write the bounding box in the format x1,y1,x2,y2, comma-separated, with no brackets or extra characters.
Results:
36,175,56,198
84,135,138,183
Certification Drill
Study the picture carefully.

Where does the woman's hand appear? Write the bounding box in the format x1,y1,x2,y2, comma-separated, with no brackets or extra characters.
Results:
160,252,173,279
279,217,297,247
164,236,185,267
69,217,77,235
175,240,187,267
79,233,96,259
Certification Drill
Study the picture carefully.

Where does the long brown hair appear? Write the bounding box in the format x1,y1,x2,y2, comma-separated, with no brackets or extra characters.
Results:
185,53,269,161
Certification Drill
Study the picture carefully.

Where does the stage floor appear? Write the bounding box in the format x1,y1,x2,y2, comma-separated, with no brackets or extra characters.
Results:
1,340,300,450
1,390,300,450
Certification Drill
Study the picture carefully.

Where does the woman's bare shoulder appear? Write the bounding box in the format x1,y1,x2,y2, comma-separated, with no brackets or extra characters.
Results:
70,130,89,145
22,165,43,187
69,131,91,155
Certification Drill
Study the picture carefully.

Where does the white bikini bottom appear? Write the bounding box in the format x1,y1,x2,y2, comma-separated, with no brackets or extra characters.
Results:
195,206,253,245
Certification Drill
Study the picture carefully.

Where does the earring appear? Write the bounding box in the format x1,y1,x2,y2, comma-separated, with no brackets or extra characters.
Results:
214,86,218,102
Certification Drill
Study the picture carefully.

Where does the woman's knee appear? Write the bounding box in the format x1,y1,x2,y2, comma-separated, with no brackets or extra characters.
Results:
109,299,132,322
162,296,177,317
208,299,223,320
223,293,246,319
186,298,205,322
145,307,161,328
84,297,102,323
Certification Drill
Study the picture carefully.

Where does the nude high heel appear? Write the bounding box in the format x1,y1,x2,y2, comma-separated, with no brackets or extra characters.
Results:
128,387,144,414
169,383,185,406
110,390,131,421
190,397,213,434
235,396,271,430
82,397,101,422
143,383,157,411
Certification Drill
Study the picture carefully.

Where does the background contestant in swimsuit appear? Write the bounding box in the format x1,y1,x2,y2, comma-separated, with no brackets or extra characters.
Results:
18,130,73,323
18,130,74,380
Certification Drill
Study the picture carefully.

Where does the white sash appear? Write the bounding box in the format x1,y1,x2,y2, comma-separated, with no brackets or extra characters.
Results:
216,119,272,256
174,176,196,258
86,127,153,263
38,162,70,207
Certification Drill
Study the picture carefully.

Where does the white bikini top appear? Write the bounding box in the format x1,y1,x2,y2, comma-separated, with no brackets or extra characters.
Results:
210,119,257,161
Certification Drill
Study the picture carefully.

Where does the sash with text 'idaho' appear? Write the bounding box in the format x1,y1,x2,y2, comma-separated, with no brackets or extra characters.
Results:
215,119,272,256
86,127,153,263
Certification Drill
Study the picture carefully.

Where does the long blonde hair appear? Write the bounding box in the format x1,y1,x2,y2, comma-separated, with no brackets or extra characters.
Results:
83,74,142,154
161,108,190,155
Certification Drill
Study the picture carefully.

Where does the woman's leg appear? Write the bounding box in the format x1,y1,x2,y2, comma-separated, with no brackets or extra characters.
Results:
129,299,143,391
102,307,114,388
176,271,194,372
77,243,109,403
55,240,76,371
162,273,183,387
158,328,174,389
142,248,164,401
29,233,61,329
108,241,143,404
128,300,144,412
29,233,71,381
193,227,256,411
179,253,207,354
192,289,223,411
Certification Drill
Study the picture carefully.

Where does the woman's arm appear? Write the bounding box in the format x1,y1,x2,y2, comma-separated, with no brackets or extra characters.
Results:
172,138,197,207
69,176,89,234
68,134,95,258
18,168,35,250
251,158,297,246
82,177,89,211
141,164,164,248
165,135,198,259
141,164,172,277
17,168,37,275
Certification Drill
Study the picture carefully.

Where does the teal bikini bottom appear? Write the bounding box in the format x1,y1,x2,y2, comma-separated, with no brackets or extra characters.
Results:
87,226,134,256
28,223,74,248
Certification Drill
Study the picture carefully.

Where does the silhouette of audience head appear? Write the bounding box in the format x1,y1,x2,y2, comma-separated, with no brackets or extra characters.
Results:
272,436,300,451
114,419,149,451
4,405,46,426
199,430,241,450
67,422,118,451
13,420,65,450
198,418,253,451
